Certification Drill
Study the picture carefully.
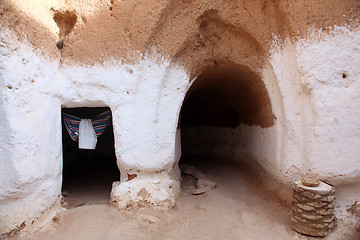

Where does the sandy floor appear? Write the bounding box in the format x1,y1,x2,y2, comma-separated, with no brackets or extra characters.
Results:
6,160,359,240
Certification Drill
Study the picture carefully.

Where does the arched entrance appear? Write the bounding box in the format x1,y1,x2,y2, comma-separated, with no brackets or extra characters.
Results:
180,64,274,166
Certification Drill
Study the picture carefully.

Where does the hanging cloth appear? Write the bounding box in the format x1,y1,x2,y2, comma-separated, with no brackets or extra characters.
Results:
79,119,97,149
62,110,112,149
62,112,81,141
91,110,112,137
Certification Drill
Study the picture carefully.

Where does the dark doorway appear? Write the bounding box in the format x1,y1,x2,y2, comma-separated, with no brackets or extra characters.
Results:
61,107,119,207
177,64,276,209
180,65,273,164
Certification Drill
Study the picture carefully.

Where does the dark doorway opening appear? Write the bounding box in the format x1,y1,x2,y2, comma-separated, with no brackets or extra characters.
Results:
175,66,289,235
61,107,119,207
178,64,275,196
179,65,273,164
179,86,240,166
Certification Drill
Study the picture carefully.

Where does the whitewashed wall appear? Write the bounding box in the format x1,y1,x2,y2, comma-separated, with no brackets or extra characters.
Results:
1,25,360,233
0,29,190,233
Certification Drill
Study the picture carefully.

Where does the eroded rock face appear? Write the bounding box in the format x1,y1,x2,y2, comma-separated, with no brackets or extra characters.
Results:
292,180,335,237
0,0,359,235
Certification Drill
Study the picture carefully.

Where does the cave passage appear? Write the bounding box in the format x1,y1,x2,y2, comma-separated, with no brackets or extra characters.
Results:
179,64,274,166
61,107,119,206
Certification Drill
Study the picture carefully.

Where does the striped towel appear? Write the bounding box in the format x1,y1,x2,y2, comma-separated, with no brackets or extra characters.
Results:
91,110,112,137
62,110,112,142
63,112,81,141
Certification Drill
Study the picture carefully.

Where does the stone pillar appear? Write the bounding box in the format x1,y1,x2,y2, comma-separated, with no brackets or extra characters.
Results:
292,178,335,237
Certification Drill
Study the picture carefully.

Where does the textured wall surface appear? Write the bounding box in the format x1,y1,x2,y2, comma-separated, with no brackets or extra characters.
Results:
0,0,359,234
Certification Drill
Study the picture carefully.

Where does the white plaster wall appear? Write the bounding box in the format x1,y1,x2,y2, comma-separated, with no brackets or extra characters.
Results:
295,27,360,184
0,30,63,234
267,28,360,214
267,38,311,182
268,27,360,185
0,28,190,233
1,22,360,233
293,27,360,214
181,125,277,165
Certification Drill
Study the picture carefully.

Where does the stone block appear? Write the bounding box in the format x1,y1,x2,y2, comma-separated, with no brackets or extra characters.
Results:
292,180,335,237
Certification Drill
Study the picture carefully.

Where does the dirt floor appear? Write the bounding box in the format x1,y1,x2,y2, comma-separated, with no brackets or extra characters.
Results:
5,160,359,240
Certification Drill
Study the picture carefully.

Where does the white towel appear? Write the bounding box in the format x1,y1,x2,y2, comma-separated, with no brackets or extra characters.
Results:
78,119,97,149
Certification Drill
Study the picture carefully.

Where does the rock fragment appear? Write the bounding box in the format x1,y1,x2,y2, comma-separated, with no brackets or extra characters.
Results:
182,165,216,195
137,214,160,224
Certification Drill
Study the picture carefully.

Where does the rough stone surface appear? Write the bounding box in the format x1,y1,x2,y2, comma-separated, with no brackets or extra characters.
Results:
292,180,336,237
182,165,216,195
301,178,320,187
0,0,359,235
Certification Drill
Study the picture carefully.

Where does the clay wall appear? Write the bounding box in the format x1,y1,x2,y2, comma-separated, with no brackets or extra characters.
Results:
0,0,359,234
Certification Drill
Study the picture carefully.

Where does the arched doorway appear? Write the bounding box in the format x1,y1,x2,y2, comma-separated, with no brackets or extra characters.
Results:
178,63,279,199
180,64,274,165
61,107,119,207
173,63,297,238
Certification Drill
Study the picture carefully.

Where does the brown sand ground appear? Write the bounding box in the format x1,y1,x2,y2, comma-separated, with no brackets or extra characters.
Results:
5,160,359,240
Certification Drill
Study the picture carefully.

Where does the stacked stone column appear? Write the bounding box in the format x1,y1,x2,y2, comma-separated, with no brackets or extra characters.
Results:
292,178,335,237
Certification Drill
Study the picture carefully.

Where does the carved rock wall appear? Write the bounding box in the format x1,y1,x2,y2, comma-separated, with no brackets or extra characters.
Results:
0,0,359,234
